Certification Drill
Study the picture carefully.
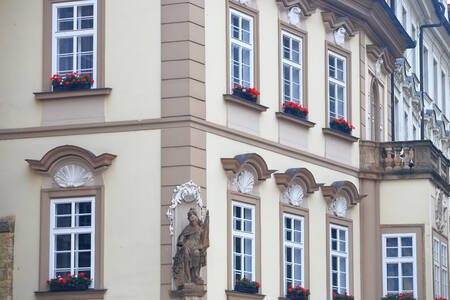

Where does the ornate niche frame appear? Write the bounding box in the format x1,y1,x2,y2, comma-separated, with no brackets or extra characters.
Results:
274,168,320,296
221,153,274,297
26,145,116,293
321,181,365,219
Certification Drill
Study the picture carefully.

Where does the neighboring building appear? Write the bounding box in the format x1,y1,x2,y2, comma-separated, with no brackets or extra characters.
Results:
0,1,447,300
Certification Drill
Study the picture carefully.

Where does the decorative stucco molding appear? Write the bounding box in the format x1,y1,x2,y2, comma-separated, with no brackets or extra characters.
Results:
26,145,116,173
221,153,275,181
367,45,396,74
53,164,93,188
274,168,320,207
276,0,316,16
232,169,255,194
166,181,204,236
321,11,357,37
424,108,450,156
321,181,365,217
288,6,302,26
434,188,448,233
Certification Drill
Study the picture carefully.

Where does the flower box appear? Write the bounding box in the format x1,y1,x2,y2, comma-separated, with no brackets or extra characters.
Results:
333,292,354,300
330,118,355,135
51,73,94,92
47,273,92,292
232,85,260,103
382,294,416,300
286,285,310,300
234,278,260,294
283,102,308,120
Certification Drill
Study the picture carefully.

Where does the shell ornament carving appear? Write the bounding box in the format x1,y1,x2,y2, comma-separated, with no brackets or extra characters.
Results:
283,183,304,206
53,164,93,188
232,169,255,194
330,196,347,217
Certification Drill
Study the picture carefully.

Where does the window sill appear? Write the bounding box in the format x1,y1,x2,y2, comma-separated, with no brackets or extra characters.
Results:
34,88,112,100
276,112,315,128
322,128,359,143
223,94,268,112
226,290,266,300
35,289,107,299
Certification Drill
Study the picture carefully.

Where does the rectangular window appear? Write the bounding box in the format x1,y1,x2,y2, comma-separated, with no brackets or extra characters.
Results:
382,234,417,297
49,197,95,286
232,201,255,286
283,213,304,294
411,26,417,73
442,243,448,298
433,60,438,103
281,31,302,105
52,0,97,87
328,51,347,121
229,9,253,91
435,238,441,298
442,71,447,117
330,224,349,297
424,48,429,94
404,112,408,141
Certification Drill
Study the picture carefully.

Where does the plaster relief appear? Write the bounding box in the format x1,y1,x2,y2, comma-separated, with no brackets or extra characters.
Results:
232,169,255,194
53,164,93,188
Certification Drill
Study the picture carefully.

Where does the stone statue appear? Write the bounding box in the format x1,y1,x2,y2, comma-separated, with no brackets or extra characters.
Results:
172,208,209,289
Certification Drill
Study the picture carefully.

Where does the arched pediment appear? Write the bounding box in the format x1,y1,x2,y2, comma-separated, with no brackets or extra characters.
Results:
26,145,116,173
274,168,320,194
321,181,365,205
367,45,396,74
321,11,357,37
221,153,275,181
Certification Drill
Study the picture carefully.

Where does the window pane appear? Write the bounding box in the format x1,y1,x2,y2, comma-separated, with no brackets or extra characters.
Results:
58,20,74,31
402,277,413,290
401,263,413,276
387,263,398,276
337,59,344,71
78,36,93,52
294,230,301,243
244,208,251,220
337,70,344,81
77,202,91,214
286,247,292,262
339,257,346,272
387,278,399,291
293,68,300,84
77,252,91,267
244,256,251,271
332,272,338,286
285,217,292,229
401,247,412,257
77,215,91,226
339,241,346,252
294,248,301,264
234,206,241,218
56,271,70,278
332,256,338,270
337,86,344,101
56,203,71,215
294,264,301,280
58,7,73,19
401,237,412,247
339,272,346,287
387,248,398,257
242,18,249,31
286,264,292,277
56,253,71,268
329,83,336,98
235,254,241,270
56,216,71,228
231,15,239,39
331,240,337,251
294,219,301,231
56,235,71,251
234,237,241,253
244,238,252,255
283,65,290,81
77,234,91,250
331,228,337,239
78,5,93,17
387,238,398,247
244,220,252,232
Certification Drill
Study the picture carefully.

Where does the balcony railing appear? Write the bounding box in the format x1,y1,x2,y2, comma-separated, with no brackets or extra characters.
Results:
360,140,450,186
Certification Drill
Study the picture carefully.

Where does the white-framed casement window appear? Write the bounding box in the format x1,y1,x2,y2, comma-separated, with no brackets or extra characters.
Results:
229,9,253,90
330,224,349,297
281,31,302,105
232,201,255,286
382,234,417,297
435,238,442,298
52,0,97,86
283,213,304,294
328,51,346,121
442,243,448,298
49,196,95,286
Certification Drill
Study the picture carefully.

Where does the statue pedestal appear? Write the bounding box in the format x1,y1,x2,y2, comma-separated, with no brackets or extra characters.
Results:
169,283,206,300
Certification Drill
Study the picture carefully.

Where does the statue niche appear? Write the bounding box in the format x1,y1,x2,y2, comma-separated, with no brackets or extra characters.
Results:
172,208,209,292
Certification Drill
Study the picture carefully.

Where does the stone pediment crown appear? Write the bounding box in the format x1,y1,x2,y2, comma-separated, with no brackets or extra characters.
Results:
274,168,320,193
221,153,276,181
321,11,357,37
276,0,316,16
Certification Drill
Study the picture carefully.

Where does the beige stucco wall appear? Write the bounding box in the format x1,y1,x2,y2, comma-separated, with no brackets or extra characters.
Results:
205,2,360,167
206,132,361,300
0,130,161,300
380,179,434,299
0,0,161,129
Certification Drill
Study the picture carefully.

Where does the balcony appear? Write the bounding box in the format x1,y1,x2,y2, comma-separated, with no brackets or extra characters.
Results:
360,140,450,189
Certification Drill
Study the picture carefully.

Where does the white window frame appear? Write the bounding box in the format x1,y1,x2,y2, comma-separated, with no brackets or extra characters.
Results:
283,213,304,295
329,224,349,298
229,8,254,91
435,238,442,298
52,0,97,87
382,233,417,297
231,201,255,288
49,196,95,286
442,242,448,298
328,51,347,122
281,31,303,105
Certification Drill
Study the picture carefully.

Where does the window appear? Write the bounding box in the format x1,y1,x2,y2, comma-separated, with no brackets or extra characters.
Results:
330,224,349,297
442,243,448,298
281,31,302,105
411,26,417,73
232,201,255,286
404,112,408,141
433,59,438,103
52,0,97,87
283,213,304,294
434,236,449,299
49,197,95,285
394,97,400,140
442,71,447,117
229,9,253,91
424,48,429,94
435,238,442,298
382,234,417,297
328,51,347,121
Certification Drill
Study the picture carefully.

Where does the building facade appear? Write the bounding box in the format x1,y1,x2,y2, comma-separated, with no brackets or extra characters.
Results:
0,1,447,300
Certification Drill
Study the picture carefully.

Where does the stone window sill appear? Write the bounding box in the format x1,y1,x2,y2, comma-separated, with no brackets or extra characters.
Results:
226,290,266,300
223,94,268,112
322,128,359,143
35,289,107,299
276,112,315,128
34,88,112,101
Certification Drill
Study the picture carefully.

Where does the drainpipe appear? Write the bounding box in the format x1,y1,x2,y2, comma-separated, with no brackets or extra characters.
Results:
419,4,444,139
